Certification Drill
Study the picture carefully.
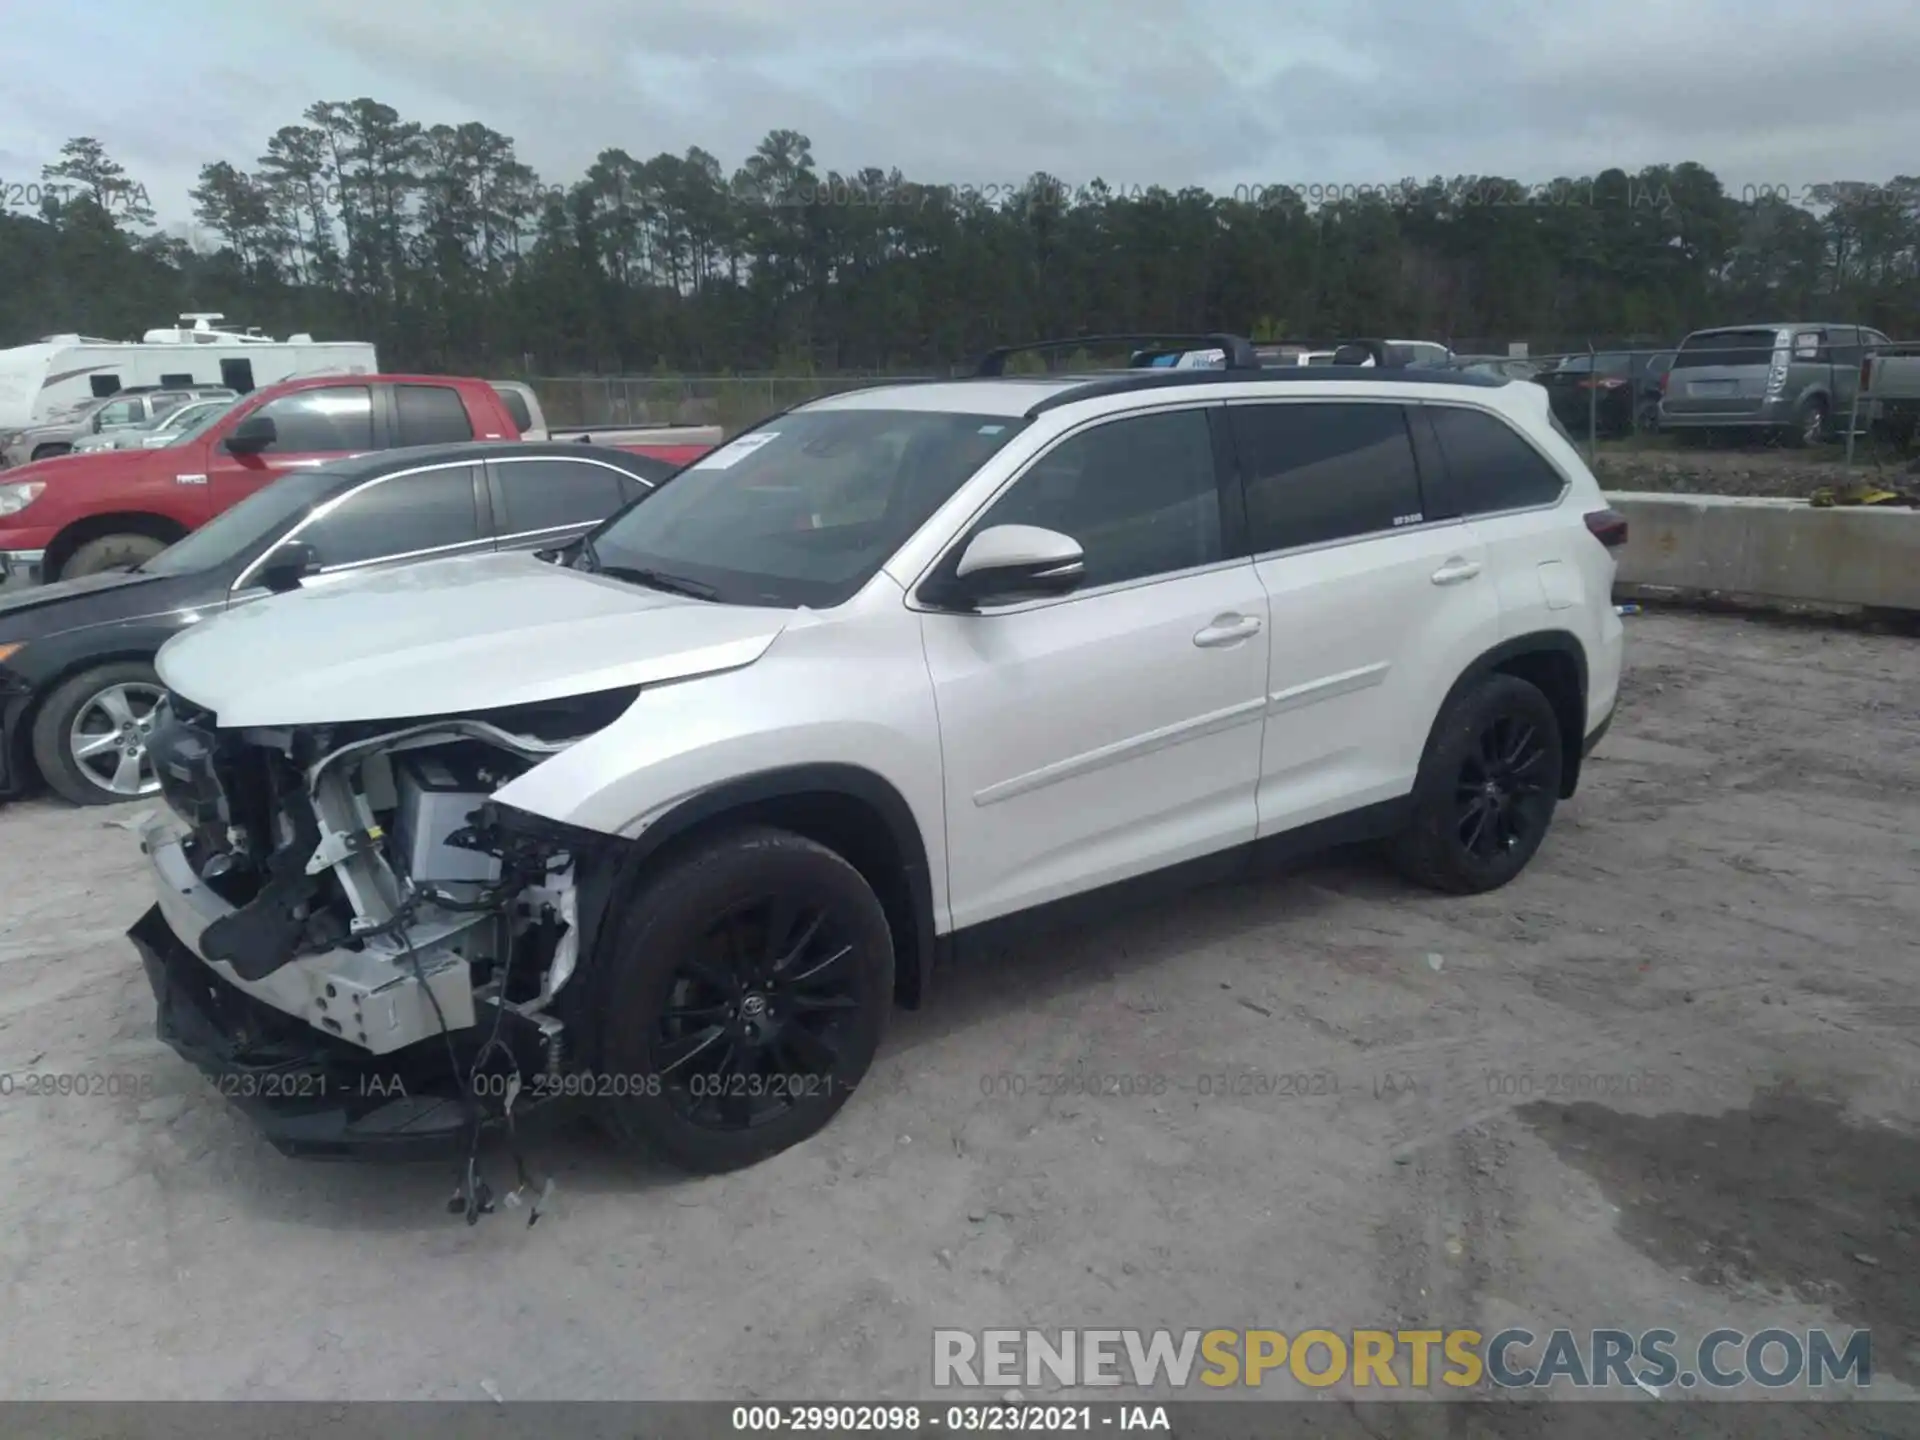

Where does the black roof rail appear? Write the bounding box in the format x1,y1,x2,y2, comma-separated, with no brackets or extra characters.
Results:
973,333,1261,377
1020,365,1505,417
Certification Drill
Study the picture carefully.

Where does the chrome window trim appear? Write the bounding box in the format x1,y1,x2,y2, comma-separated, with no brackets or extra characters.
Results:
230,459,483,593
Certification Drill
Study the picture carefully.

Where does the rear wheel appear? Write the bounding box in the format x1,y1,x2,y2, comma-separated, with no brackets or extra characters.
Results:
29,443,69,462
1787,396,1828,448
30,660,166,806
1389,674,1564,894
593,826,893,1172
60,533,168,580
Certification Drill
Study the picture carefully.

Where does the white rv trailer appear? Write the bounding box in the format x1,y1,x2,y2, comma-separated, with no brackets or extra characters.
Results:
0,315,377,433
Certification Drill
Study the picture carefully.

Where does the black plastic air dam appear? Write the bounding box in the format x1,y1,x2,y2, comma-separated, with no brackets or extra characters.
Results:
128,905,574,1160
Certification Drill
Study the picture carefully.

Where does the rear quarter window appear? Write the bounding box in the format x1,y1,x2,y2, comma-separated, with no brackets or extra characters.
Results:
1427,406,1567,515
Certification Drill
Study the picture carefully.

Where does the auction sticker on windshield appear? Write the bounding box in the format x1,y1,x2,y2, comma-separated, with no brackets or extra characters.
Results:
694,432,780,469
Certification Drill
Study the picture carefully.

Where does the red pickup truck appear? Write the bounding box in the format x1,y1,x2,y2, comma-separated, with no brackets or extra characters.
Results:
0,374,714,583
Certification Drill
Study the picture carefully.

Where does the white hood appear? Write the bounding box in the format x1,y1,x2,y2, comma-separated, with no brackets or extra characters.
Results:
156,551,792,726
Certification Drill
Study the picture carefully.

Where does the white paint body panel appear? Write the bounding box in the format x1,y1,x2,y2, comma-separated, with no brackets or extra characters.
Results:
151,368,1623,942
921,561,1269,929
155,550,790,726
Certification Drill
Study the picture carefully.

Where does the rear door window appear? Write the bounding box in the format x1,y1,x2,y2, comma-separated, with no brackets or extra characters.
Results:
1675,330,1780,369
302,464,483,567
493,457,628,535
1230,402,1424,552
394,384,475,446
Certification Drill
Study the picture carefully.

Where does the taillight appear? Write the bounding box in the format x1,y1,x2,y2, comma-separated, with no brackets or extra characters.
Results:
1585,508,1629,549
1658,371,1670,394
1861,356,1874,391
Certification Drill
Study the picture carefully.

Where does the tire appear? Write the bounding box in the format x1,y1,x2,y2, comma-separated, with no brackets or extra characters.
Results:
30,660,167,806
1388,674,1564,895
60,533,168,580
1787,397,1828,449
30,443,69,462
592,825,894,1172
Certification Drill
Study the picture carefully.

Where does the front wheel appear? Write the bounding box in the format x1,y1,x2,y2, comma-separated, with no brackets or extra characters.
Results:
592,826,894,1172
1389,674,1564,894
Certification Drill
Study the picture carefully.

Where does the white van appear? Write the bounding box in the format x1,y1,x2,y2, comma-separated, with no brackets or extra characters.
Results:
0,314,376,440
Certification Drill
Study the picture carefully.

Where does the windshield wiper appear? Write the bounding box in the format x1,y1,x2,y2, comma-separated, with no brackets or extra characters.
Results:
599,565,719,601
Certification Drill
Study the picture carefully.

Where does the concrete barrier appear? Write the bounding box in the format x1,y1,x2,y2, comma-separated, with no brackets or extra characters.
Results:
1605,490,1920,612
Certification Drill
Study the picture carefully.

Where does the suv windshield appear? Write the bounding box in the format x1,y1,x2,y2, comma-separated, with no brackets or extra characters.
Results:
139,467,343,576
583,408,1032,608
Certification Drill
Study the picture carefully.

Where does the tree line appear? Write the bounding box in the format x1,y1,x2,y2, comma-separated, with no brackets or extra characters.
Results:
2,105,1917,376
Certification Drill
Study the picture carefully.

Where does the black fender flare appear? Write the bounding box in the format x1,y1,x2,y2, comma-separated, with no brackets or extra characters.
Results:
605,763,938,1008
1420,631,1591,797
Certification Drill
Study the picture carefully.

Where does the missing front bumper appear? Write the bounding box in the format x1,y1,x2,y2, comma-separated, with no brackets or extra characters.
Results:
130,904,480,1159
138,809,479,1055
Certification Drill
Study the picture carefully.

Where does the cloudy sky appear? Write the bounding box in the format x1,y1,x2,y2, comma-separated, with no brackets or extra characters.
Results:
1,0,1913,237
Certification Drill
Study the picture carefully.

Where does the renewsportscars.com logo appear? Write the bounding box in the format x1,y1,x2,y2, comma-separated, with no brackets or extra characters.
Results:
933,1327,1872,1392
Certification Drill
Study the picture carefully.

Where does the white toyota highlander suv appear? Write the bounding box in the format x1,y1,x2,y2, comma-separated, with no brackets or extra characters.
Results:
129,335,1625,1177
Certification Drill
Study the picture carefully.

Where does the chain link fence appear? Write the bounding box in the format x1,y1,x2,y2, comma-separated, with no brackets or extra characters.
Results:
524,375,937,437
526,337,1920,469
1480,340,1917,470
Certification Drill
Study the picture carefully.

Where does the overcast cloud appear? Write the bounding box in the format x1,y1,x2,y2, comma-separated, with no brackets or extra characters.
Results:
1,0,1914,235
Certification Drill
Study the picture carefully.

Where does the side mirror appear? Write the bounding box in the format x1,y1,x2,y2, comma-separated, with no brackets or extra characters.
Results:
223,413,277,455
927,524,1085,609
257,540,319,593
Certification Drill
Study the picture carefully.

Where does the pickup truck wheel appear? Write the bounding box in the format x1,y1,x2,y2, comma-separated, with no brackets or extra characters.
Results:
61,533,168,580
593,825,893,1172
1388,674,1563,895
30,660,166,805
30,443,69,462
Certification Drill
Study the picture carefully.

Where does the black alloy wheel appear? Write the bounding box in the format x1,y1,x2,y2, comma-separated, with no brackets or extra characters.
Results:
652,892,866,1132
594,826,893,1171
1389,674,1565,894
1454,713,1554,862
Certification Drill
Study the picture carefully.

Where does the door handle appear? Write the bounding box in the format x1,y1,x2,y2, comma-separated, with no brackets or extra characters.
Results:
1193,614,1263,648
1431,558,1483,586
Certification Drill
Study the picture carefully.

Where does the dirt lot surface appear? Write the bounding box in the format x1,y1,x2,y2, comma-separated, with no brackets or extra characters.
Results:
1,612,1917,1425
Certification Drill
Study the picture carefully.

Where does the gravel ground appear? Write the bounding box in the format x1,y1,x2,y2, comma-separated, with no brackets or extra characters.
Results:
0,611,1917,1420
1593,445,1920,498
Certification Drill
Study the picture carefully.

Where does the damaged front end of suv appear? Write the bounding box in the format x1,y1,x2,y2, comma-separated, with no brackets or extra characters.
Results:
129,685,636,1162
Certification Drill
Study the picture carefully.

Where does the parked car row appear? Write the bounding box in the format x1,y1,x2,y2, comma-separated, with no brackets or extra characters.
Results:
1519,322,1912,447
0,440,678,804
0,372,719,587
